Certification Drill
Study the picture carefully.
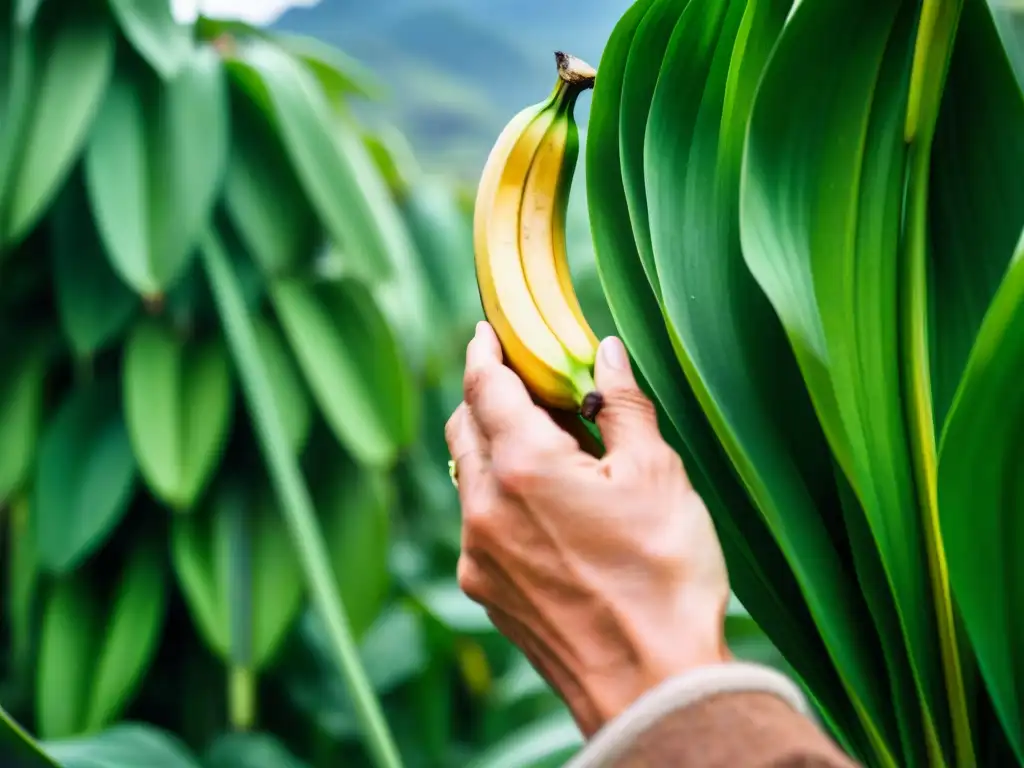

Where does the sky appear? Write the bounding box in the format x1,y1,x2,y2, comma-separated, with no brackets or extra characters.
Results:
170,0,321,25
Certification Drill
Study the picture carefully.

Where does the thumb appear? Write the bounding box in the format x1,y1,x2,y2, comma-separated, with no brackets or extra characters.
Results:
592,337,662,455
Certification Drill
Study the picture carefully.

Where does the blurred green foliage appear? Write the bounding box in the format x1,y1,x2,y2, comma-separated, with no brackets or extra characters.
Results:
0,1,783,767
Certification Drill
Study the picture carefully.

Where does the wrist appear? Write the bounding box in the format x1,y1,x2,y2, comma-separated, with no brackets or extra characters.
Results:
583,640,729,734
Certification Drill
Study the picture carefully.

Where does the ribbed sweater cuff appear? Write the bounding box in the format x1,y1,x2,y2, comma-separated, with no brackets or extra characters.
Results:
566,662,811,767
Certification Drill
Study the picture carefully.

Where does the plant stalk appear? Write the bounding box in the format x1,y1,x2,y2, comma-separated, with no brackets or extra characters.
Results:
902,2,975,766
199,228,403,768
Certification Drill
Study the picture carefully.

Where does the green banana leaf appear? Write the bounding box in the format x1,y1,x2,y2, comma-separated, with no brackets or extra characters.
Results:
171,474,304,669
0,704,57,768
83,538,167,732
619,0,689,300
49,171,138,359
252,317,314,453
45,724,201,768
934,5,1024,763
35,537,167,740
270,276,417,468
0,0,114,250
223,91,321,278
928,0,1024,423
739,0,969,763
0,334,45,504
195,17,384,102
939,227,1024,764
205,733,311,768
33,380,137,574
466,711,581,768
84,45,228,298
122,319,235,511
587,0,865,752
223,38,395,286
107,0,194,80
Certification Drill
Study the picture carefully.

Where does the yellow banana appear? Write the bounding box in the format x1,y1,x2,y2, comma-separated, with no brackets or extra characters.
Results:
474,52,602,417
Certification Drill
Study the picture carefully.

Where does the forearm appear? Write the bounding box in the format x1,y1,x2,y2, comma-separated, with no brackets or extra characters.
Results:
567,663,858,768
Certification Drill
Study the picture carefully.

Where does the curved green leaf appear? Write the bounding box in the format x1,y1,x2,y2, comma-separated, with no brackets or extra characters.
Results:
272,32,385,103
619,0,691,299
400,177,480,338
248,484,305,668
172,476,304,670
46,724,200,768
935,7,1024,763
0,703,57,768
85,46,228,297
0,338,45,504
588,0,866,751
15,0,46,27
363,126,419,197
205,733,310,768
200,229,403,768
50,171,138,358
171,501,229,658
223,93,320,277
938,228,1024,763
224,39,393,284
739,0,977,762
929,0,1024,428
85,539,168,732
253,318,313,453
34,382,137,574
647,0,900,756
195,18,383,101
35,578,101,739
123,320,234,511
1,3,114,246
108,0,194,80
225,39,433,367
313,456,392,640
270,277,416,467
467,712,581,768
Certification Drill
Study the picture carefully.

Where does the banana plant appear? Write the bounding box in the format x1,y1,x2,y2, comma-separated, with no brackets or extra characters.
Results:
588,0,1024,764
0,0,426,764
0,1,842,767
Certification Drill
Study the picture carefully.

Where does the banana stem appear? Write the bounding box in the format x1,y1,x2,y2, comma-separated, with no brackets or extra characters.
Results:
569,366,603,422
554,51,597,89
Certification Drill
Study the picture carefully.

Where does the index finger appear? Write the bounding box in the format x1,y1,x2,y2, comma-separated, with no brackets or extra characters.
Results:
463,322,554,445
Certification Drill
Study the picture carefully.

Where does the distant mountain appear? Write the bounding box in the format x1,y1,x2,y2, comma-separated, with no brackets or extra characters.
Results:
273,0,627,181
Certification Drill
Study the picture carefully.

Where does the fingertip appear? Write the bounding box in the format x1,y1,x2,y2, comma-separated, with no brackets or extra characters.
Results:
595,336,635,390
467,322,502,371
476,321,501,351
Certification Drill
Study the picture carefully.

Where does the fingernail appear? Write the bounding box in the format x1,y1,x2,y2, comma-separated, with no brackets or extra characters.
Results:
475,321,488,338
599,337,628,370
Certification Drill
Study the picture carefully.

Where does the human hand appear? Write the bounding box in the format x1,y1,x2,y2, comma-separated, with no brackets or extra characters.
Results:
444,322,732,737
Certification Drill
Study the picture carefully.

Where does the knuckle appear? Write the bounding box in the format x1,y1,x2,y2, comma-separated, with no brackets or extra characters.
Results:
491,452,543,496
463,365,491,406
652,443,685,475
444,405,465,450
461,492,498,543
617,441,684,485
609,386,658,420
641,445,684,484
456,555,486,603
